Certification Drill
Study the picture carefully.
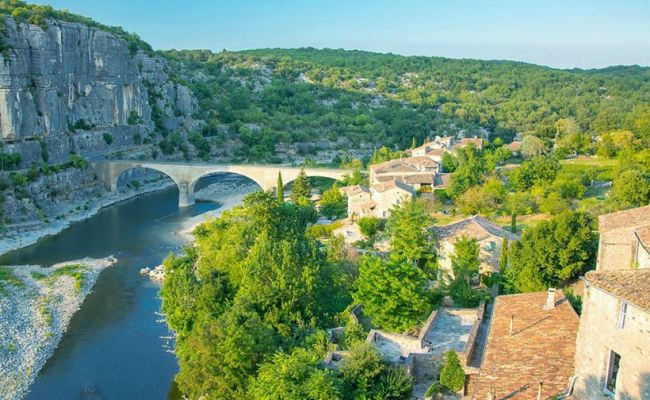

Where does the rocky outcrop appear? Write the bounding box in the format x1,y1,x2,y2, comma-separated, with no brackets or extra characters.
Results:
0,16,198,167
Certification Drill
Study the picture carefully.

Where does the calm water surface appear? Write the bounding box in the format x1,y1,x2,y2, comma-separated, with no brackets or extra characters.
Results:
0,176,247,400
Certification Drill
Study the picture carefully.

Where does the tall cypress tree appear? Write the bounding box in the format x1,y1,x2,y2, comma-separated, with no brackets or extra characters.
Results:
277,172,284,203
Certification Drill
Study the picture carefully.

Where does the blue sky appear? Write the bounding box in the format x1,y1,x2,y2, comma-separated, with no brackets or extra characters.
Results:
34,0,650,69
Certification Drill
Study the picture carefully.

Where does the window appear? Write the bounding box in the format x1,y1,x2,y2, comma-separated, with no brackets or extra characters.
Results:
618,302,627,329
605,351,621,395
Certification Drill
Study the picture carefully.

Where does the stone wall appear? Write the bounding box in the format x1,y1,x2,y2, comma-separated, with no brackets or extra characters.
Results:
573,285,650,400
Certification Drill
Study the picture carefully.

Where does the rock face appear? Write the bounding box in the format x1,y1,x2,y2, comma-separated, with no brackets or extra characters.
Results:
0,16,198,167
0,16,200,243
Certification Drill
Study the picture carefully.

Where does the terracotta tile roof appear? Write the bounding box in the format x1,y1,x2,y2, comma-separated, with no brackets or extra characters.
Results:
433,216,520,243
472,291,579,400
425,148,446,157
598,205,650,233
506,141,522,152
341,184,369,196
372,157,439,174
583,269,650,312
371,180,413,193
402,173,435,185
455,137,484,150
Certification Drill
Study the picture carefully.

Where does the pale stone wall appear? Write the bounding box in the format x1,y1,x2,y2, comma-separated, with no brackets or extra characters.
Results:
371,188,412,218
573,285,650,400
347,191,371,217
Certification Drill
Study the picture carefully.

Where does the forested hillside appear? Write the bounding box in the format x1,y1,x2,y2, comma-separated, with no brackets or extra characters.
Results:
163,48,650,158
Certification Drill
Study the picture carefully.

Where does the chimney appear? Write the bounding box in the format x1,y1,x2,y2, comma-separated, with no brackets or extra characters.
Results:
544,288,556,310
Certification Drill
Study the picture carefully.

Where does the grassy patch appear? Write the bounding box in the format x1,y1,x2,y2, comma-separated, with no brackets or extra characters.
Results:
30,271,47,280
306,220,344,238
0,266,23,297
49,264,86,291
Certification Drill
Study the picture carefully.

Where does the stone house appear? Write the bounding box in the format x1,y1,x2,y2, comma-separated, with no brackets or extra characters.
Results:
370,180,413,218
406,137,454,158
369,156,440,187
340,184,372,218
573,269,650,400
453,137,483,151
432,216,520,279
471,290,579,400
597,205,650,270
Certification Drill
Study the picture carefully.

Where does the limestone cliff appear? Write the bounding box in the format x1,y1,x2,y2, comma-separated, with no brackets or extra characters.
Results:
0,16,198,167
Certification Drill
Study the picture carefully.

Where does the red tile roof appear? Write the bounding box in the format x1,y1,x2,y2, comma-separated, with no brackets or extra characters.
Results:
598,205,650,233
472,291,579,400
583,269,650,312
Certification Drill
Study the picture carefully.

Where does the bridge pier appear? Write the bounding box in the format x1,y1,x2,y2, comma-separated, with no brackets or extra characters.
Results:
177,181,195,207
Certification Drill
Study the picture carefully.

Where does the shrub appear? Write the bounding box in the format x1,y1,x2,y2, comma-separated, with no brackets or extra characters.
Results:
102,133,113,145
374,366,414,400
358,216,383,239
439,350,465,392
127,110,141,125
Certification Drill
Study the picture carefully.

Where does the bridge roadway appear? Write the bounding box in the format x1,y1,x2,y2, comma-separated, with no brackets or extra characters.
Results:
90,160,349,207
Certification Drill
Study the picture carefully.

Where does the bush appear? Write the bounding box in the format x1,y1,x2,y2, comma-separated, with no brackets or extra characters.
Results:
374,366,414,400
425,382,443,397
439,351,465,393
358,216,383,239
127,110,141,125
102,133,113,145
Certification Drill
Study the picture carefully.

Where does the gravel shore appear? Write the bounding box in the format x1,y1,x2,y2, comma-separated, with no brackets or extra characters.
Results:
0,257,116,400
0,179,174,257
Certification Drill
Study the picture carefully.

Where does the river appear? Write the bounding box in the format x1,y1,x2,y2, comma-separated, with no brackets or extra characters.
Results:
0,175,253,400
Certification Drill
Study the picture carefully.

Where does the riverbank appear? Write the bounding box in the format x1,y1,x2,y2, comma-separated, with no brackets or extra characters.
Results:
0,257,116,400
177,179,259,242
0,178,175,257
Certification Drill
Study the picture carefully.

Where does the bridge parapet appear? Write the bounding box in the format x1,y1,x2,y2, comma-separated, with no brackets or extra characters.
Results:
90,161,350,207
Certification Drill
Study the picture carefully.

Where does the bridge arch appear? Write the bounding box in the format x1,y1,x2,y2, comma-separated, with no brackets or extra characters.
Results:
189,171,265,196
113,166,177,193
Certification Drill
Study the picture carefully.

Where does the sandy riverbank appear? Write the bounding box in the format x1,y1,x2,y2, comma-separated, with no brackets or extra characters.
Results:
0,257,116,400
0,179,176,257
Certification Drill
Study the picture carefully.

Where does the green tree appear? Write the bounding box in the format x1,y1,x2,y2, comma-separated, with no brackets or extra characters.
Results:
504,211,597,293
277,172,284,203
520,135,547,158
606,169,650,211
499,238,509,271
447,236,485,307
248,348,342,400
291,167,312,204
441,152,459,172
439,351,465,393
319,183,347,219
385,199,436,271
358,216,383,240
354,255,432,332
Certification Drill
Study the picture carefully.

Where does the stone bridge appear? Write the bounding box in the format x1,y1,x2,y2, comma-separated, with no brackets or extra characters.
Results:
90,160,350,207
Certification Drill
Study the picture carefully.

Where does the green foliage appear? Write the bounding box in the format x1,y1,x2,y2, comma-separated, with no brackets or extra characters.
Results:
290,167,312,204
374,366,414,400
319,183,347,220
248,347,342,400
448,236,487,307
67,154,88,169
0,152,22,170
370,146,405,165
354,255,432,332
385,199,436,271
50,264,85,290
188,131,211,159
441,152,459,173
0,266,23,297
277,171,284,202
509,155,561,191
162,191,351,398
358,216,384,240
606,169,650,211
439,351,465,393
102,132,113,145
447,144,488,198
127,110,141,125
456,177,506,215
504,211,597,293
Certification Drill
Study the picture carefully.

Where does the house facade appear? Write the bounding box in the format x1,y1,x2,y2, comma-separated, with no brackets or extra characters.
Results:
596,205,650,270
573,269,650,400
370,180,413,218
432,216,519,278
